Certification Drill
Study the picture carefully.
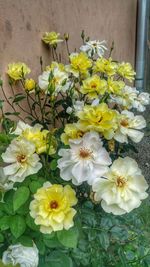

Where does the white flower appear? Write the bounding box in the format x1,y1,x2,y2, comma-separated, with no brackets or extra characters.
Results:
133,92,150,112
0,167,14,192
2,138,42,183
66,101,84,115
11,120,32,135
73,100,84,112
114,110,146,143
2,243,39,267
92,157,148,215
80,40,107,57
12,121,43,136
38,70,50,92
38,68,70,94
109,86,138,109
109,86,150,112
58,131,112,185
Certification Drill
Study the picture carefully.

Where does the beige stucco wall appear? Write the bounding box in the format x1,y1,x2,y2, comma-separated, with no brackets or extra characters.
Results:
0,0,137,82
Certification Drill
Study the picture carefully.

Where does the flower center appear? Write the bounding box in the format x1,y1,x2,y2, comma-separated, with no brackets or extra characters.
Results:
50,200,58,209
116,176,126,188
120,119,129,127
17,154,27,163
91,84,97,89
79,147,93,159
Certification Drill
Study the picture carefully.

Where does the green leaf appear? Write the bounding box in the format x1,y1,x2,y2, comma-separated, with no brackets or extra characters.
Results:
36,239,46,255
29,181,43,194
10,215,26,238
13,95,26,103
17,235,33,247
26,214,39,231
13,186,30,211
0,233,4,243
43,235,62,248
0,216,10,230
50,159,58,170
46,252,73,267
57,226,79,248
98,232,110,250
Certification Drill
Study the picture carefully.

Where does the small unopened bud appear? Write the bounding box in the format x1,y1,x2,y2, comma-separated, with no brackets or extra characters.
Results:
64,33,69,41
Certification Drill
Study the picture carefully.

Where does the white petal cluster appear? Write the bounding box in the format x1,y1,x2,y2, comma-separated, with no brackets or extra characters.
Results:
38,67,70,94
80,40,107,58
92,157,148,215
114,110,146,143
109,85,150,112
2,243,39,267
2,138,42,183
58,131,112,185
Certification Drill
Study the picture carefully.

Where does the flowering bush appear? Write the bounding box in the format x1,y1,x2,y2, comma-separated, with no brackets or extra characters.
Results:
0,31,150,267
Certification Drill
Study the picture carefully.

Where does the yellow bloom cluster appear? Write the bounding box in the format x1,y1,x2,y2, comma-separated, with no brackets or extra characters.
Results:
117,62,136,81
42,31,63,46
80,75,107,99
68,52,92,77
61,123,85,145
21,127,57,155
94,57,118,76
107,77,125,94
30,183,77,233
7,62,30,81
76,103,118,139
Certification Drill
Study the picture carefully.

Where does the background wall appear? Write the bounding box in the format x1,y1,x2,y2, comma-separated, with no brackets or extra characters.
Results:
0,0,137,80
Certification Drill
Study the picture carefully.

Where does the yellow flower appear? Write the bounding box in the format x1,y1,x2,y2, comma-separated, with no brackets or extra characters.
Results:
80,75,107,99
67,52,92,77
107,77,125,94
77,103,118,139
46,61,65,72
61,123,85,145
22,127,57,155
24,79,36,92
7,62,30,81
117,62,136,81
30,183,77,233
93,57,118,76
42,32,63,46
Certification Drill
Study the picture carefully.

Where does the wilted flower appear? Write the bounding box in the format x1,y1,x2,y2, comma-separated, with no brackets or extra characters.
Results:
2,243,39,267
117,62,136,81
109,86,139,109
24,79,36,92
76,103,118,140
7,62,30,81
2,138,42,183
42,31,63,46
114,110,146,143
80,40,107,57
0,167,14,192
66,52,92,77
92,157,148,215
30,183,77,234
58,131,112,185
133,92,150,112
